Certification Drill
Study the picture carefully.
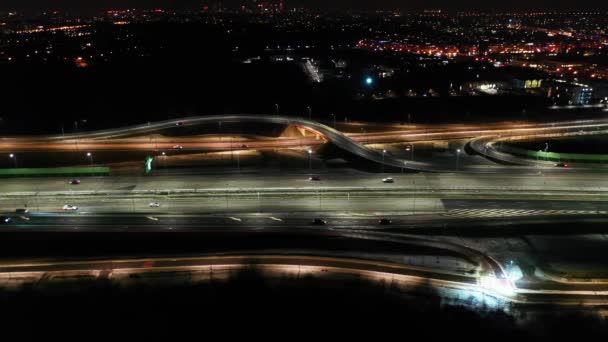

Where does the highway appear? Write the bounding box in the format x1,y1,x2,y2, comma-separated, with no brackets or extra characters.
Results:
2,115,608,172
1,115,608,310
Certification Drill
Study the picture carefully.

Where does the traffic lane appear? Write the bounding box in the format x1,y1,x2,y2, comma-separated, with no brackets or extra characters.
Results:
4,192,607,217
442,199,608,211
1,172,608,193
0,195,444,214
3,211,608,233
0,213,421,230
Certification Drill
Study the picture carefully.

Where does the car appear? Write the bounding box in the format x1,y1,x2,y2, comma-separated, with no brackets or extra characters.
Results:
378,218,392,225
173,145,183,149
0,216,12,224
149,202,161,208
382,177,394,183
176,121,184,126
240,144,249,148
311,218,327,225
15,208,29,214
309,175,321,181
62,205,79,211
70,179,81,185
555,162,570,168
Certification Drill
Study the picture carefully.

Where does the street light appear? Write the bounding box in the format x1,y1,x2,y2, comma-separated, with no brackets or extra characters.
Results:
306,106,312,120
86,152,93,165
275,103,280,115
382,149,386,173
406,144,415,161
308,149,313,170
9,153,17,168
456,149,461,170
330,113,336,128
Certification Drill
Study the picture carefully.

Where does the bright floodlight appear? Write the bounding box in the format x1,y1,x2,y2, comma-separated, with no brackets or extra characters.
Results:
162,152,166,156
383,149,387,153
457,149,461,153
9,154,14,158
365,77,373,85
87,152,92,157
308,149,312,154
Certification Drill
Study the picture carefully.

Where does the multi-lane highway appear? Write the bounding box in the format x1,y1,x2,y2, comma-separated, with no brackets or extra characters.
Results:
2,115,608,172
2,115,608,310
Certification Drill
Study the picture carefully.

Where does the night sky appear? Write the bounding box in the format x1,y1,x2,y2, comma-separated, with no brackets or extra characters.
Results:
1,0,606,12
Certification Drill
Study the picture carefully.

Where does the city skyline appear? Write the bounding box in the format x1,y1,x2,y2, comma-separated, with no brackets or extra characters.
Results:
1,0,607,12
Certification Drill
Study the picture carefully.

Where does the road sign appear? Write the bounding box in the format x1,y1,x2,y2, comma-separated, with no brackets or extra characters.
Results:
145,156,153,174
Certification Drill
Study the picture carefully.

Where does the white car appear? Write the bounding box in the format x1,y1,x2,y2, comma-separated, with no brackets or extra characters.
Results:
62,205,79,211
382,177,394,183
173,145,183,149
149,202,161,208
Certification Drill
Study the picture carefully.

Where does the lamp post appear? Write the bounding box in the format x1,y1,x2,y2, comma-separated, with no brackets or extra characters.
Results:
456,149,461,170
275,103,280,115
406,144,415,161
382,149,386,173
308,149,313,170
306,106,312,120
331,113,336,128
9,153,17,168
86,152,93,165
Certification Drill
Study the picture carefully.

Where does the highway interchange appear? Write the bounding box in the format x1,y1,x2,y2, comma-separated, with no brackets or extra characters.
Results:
1,115,608,311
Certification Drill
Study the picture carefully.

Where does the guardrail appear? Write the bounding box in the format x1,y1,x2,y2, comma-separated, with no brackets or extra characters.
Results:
498,144,608,163
0,167,111,178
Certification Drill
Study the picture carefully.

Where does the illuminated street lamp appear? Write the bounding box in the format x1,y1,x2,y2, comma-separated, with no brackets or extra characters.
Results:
456,149,461,170
86,152,93,165
308,149,313,170
406,144,415,161
9,153,17,168
382,149,387,173
275,103,280,115
330,113,336,128
306,106,312,120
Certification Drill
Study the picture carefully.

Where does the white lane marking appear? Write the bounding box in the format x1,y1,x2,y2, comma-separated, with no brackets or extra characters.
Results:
269,217,283,222
229,217,242,222
146,216,159,221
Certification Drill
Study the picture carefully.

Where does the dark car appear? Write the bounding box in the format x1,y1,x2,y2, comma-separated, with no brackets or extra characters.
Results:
240,144,249,148
378,218,392,225
0,216,13,224
309,175,321,181
70,179,81,185
555,162,570,168
311,218,327,225
176,121,184,126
